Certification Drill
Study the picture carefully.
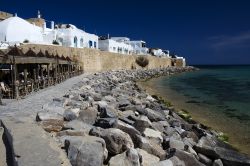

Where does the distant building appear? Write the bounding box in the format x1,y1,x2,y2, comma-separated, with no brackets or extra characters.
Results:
149,48,165,57
98,36,133,55
55,24,98,49
128,40,149,55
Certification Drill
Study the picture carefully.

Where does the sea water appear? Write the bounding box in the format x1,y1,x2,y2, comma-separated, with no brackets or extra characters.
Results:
147,65,250,155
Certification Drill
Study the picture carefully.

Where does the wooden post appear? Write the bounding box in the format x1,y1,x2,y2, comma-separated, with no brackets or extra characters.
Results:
47,64,50,86
40,65,45,89
24,69,28,95
37,64,40,89
33,68,36,91
13,58,19,99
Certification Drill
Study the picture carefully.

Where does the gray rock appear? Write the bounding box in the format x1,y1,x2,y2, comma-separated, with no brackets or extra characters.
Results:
198,153,212,166
118,99,131,108
134,115,152,132
63,109,78,121
194,135,250,166
119,116,135,125
94,118,117,128
136,148,160,166
103,95,116,103
169,137,185,150
56,130,85,137
213,159,223,166
143,128,163,144
113,120,141,144
0,127,7,166
90,127,134,155
154,159,174,166
174,149,205,166
63,120,93,134
99,106,118,118
151,121,169,132
65,135,108,166
109,148,140,166
36,111,64,121
135,135,166,160
145,108,165,122
78,107,98,125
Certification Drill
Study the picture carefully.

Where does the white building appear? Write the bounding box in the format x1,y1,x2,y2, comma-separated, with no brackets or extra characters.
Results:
55,24,98,49
98,37,133,55
149,48,170,57
0,12,99,50
0,16,44,45
128,40,149,55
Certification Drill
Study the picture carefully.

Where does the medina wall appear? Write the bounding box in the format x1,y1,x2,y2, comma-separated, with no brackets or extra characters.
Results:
18,44,172,73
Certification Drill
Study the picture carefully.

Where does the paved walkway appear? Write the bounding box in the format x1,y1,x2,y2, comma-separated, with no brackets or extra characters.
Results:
0,74,87,166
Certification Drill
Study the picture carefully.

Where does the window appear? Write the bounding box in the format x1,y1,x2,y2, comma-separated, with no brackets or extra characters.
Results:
94,42,97,48
80,38,84,47
89,41,93,48
74,36,78,47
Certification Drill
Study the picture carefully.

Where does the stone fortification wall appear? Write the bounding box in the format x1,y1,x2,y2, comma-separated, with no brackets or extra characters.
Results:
18,44,172,73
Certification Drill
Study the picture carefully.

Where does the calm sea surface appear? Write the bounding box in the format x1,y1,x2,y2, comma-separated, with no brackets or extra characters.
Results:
144,65,250,155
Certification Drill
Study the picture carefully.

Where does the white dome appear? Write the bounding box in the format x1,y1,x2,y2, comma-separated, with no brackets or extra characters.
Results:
0,16,43,43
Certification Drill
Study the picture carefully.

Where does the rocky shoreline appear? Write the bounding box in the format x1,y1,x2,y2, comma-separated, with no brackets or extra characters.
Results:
36,67,250,166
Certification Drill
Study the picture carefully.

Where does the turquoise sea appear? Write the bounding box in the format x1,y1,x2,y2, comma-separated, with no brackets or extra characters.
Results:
145,65,250,155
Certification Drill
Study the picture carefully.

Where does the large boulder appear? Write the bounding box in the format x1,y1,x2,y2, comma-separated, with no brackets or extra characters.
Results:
145,108,165,122
169,137,185,150
136,148,160,166
113,120,141,144
143,128,163,144
63,108,80,121
65,135,108,166
42,99,67,115
89,127,134,155
94,118,117,128
155,156,185,166
198,153,212,166
109,148,140,166
40,119,64,132
36,111,64,121
78,107,98,125
134,135,166,160
134,115,152,132
174,149,206,166
0,127,7,166
194,136,250,166
63,120,93,134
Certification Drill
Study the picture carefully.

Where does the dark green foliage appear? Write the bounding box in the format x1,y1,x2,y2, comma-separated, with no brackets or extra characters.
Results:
23,39,29,43
136,56,149,68
52,40,59,45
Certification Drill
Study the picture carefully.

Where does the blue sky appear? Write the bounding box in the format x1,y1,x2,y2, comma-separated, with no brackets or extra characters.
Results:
1,0,250,65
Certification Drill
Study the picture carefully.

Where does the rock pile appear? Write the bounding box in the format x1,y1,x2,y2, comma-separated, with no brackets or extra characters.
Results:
36,67,250,166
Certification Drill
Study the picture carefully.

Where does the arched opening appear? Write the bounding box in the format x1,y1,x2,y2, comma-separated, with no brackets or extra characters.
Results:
80,38,84,47
74,36,78,48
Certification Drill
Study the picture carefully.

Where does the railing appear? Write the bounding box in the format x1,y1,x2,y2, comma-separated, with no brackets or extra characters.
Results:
3,70,83,99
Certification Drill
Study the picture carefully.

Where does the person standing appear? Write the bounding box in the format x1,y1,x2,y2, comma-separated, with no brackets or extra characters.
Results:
0,82,6,105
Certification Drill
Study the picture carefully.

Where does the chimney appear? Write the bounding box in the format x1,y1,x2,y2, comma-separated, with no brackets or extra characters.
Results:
51,21,54,30
43,22,46,32
38,10,41,18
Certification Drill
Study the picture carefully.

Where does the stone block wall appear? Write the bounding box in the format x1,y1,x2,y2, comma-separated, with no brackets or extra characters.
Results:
18,44,172,73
